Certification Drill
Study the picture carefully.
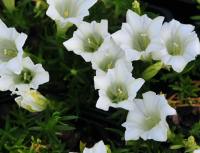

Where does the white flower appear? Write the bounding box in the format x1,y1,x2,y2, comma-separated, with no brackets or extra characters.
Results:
46,0,97,29
91,38,133,75
112,10,164,61
0,19,27,74
94,62,144,111
63,20,110,62
83,140,107,153
15,89,48,112
151,19,200,72
0,57,49,91
194,149,200,153
122,91,176,142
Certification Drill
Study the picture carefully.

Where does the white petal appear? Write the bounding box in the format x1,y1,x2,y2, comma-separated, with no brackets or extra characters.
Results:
159,95,176,117
123,47,142,61
0,76,13,91
46,5,61,21
112,23,133,46
126,9,141,32
142,91,158,113
96,95,111,111
141,121,168,141
7,57,22,74
22,57,35,69
94,75,110,90
15,33,27,52
177,22,194,38
78,0,97,10
31,67,49,89
148,16,164,37
94,20,109,37
168,56,188,73
184,38,200,59
123,125,143,140
78,21,93,36
63,37,84,51
151,47,168,60
128,78,145,97
83,140,106,153
194,149,200,153
114,60,133,82
111,100,134,110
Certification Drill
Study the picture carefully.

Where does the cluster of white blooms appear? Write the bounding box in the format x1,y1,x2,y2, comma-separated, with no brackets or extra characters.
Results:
62,7,200,144
0,19,49,112
46,1,200,152
113,10,200,72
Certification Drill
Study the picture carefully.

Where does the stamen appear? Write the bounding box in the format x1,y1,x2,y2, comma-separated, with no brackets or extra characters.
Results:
3,49,17,57
167,40,183,56
18,69,34,84
133,33,150,51
99,56,116,72
84,34,103,52
107,83,128,103
63,10,69,18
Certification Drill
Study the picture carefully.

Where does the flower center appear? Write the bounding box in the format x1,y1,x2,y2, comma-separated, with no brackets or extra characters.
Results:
107,83,128,103
133,33,150,51
143,114,161,130
99,56,116,72
0,39,18,62
167,40,183,55
17,69,34,84
84,34,103,53
1,48,17,61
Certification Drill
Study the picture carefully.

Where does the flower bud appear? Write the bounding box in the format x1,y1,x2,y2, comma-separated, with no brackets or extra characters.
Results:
142,61,163,80
15,90,48,112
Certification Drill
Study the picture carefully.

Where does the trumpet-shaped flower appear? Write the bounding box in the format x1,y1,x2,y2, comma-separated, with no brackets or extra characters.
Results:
63,20,110,62
112,10,164,61
15,89,48,112
152,19,200,72
91,38,133,75
0,19,27,74
46,0,97,31
0,57,49,92
94,62,144,111
83,141,107,153
122,91,176,142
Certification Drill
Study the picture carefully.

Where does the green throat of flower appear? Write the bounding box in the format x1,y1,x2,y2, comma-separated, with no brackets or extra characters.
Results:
84,34,103,53
166,39,183,55
107,83,128,103
99,56,116,72
133,33,150,51
0,48,18,62
18,69,34,84
143,114,161,130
